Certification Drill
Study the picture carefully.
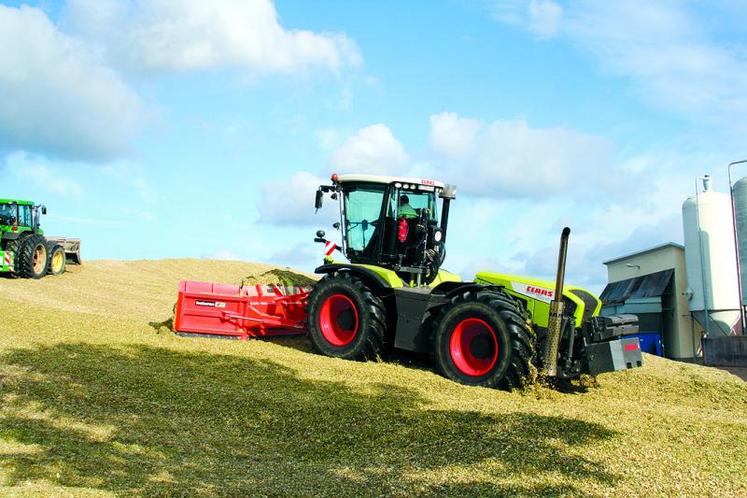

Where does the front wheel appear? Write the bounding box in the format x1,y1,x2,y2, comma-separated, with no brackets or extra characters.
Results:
433,289,536,389
47,243,66,276
306,273,387,361
17,234,49,279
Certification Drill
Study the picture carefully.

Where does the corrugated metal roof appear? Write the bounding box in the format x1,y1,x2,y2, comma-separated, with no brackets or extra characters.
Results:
603,242,684,265
600,269,674,305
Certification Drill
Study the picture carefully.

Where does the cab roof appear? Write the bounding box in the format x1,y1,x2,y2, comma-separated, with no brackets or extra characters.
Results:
334,174,446,189
0,199,33,206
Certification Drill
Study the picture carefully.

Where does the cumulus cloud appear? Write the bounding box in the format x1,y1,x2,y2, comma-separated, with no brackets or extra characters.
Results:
6,153,84,198
428,112,614,198
331,124,409,175
493,0,563,38
64,0,362,74
258,124,410,227
258,171,339,226
0,5,144,160
491,0,747,125
429,112,480,157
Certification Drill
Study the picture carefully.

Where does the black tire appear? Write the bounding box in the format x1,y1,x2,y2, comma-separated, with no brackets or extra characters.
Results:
17,234,49,279
46,242,66,276
306,272,387,361
432,289,537,390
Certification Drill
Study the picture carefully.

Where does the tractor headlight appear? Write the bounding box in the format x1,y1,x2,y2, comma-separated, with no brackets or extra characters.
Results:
433,229,443,243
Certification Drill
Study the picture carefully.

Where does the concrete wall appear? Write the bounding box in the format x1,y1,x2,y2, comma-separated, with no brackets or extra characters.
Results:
703,336,747,366
606,245,701,358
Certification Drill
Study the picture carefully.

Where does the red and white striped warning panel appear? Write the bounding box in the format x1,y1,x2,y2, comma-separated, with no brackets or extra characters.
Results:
3,253,11,267
324,241,337,257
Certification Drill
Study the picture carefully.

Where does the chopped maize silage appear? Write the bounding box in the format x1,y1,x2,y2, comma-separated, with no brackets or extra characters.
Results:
0,259,745,497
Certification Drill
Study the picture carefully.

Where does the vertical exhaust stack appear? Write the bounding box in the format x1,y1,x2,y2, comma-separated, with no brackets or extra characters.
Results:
542,227,571,377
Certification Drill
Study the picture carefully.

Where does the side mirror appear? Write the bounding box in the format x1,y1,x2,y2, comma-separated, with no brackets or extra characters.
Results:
41,206,47,215
316,230,326,239
315,190,323,210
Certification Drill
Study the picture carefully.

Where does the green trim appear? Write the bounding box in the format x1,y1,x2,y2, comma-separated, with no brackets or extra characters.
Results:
353,264,405,288
0,199,34,206
430,269,461,287
475,272,601,329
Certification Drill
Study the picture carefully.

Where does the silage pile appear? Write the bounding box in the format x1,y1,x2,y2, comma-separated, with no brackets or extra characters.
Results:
0,259,745,496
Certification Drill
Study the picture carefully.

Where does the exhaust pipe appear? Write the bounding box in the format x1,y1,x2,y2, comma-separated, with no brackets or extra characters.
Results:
542,227,571,377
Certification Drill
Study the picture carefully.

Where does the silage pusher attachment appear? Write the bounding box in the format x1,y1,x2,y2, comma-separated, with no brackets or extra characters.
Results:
174,280,312,339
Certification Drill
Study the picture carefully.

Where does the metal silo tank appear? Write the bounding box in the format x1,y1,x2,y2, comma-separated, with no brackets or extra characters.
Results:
682,180,740,336
732,176,747,306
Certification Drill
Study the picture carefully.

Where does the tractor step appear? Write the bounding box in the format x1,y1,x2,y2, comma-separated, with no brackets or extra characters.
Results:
174,280,312,340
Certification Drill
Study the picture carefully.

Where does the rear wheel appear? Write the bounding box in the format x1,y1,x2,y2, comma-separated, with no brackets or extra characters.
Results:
433,289,536,389
17,234,49,279
47,243,66,276
306,273,387,360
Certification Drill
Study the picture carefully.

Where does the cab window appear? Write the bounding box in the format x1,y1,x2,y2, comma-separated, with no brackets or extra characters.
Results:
394,189,438,221
18,205,32,227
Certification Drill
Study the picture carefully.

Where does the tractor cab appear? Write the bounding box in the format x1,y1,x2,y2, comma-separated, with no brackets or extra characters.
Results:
316,174,456,285
0,199,45,234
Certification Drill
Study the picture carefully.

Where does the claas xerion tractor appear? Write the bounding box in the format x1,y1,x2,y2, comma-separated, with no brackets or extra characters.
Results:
0,199,81,279
307,174,643,389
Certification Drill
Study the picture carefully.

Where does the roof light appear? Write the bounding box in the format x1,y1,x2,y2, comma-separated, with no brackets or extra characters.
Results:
331,173,339,183
394,182,402,188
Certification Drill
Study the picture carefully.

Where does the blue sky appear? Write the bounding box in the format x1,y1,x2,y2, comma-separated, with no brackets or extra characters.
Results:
2,0,746,292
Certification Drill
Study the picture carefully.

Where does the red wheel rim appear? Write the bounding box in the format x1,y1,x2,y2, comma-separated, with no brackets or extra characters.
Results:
319,294,359,347
449,318,499,377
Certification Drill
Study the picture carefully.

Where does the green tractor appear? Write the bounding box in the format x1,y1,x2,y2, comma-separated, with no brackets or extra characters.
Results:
308,174,642,389
0,199,68,279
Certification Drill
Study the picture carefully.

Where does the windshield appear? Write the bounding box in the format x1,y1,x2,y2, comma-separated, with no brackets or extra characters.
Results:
344,185,386,251
0,204,17,225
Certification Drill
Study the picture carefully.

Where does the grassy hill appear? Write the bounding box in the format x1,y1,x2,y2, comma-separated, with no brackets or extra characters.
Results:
0,260,746,497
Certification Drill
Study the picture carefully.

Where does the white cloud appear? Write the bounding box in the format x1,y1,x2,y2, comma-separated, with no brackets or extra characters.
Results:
428,112,614,198
64,0,362,74
258,125,408,228
492,0,563,38
527,0,563,38
257,171,338,226
491,0,747,125
269,242,320,269
100,164,154,202
429,112,480,157
331,124,409,175
0,5,144,160
7,153,84,198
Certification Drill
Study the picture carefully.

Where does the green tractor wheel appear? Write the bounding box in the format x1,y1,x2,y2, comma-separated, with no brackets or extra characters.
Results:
17,234,49,279
306,272,387,361
47,242,66,276
432,289,536,389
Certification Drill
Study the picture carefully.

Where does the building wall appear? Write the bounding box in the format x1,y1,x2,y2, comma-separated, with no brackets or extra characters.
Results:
606,246,700,358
